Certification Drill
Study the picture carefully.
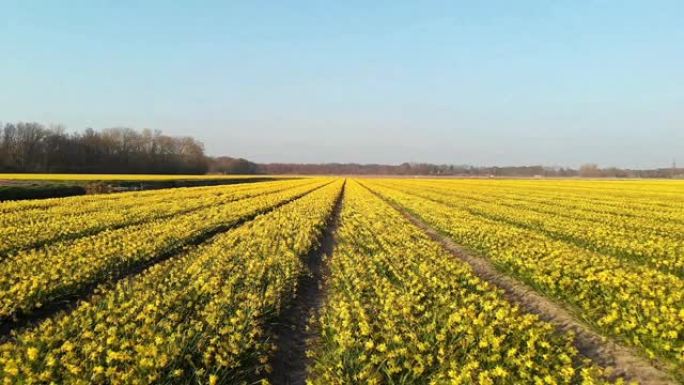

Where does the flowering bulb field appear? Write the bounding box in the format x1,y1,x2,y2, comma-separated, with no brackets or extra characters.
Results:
360,179,684,381
0,177,682,384
308,181,610,384
0,178,343,384
0,179,317,257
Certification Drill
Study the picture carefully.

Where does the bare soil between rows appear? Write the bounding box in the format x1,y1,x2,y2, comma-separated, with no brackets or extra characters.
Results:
362,184,678,385
266,181,345,385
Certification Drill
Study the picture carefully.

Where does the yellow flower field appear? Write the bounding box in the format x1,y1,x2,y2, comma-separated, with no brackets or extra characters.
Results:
308,180,621,384
361,178,684,378
0,177,681,384
0,179,343,384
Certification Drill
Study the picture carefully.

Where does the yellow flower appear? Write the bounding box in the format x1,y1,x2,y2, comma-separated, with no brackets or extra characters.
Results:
26,347,39,361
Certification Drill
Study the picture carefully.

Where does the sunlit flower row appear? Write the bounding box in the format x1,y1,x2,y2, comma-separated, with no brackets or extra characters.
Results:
0,180,327,321
0,180,343,385
308,181,623,385
376,179,683,276
0,179,315,257
364,179,683,375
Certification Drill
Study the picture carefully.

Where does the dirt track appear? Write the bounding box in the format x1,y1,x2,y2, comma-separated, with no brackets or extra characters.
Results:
267,181,345,385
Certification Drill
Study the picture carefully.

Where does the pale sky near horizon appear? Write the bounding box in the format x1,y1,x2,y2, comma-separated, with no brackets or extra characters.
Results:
1,1,682,168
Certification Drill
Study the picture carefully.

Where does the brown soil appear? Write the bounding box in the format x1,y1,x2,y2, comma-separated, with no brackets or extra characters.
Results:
367,187,678,385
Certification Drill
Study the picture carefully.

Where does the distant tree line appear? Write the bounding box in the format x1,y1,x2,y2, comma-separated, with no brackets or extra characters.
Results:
208,156,261,174
0,122,208,174
259,162,574,176
258,162,683,178
2,121,679,178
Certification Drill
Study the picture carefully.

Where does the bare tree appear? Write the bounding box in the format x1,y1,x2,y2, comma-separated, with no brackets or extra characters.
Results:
579,163,601,177
0,122,209,174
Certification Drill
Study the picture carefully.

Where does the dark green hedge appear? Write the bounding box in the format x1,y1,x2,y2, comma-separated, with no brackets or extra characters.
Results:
0,184,86,201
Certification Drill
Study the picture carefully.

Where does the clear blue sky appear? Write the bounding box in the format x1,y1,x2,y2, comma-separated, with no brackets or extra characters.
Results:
1,1,682,168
